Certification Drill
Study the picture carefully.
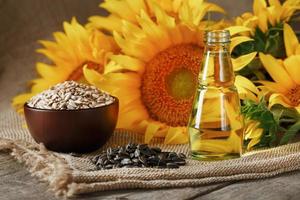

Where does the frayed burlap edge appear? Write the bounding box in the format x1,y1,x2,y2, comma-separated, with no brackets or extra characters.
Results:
1,136,300,198
0,138,73,197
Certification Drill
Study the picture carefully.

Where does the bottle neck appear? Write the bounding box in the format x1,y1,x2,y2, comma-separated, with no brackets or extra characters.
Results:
200,42,235,87
204,42,230,52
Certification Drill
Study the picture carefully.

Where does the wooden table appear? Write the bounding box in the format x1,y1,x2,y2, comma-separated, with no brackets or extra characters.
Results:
1,0,300,199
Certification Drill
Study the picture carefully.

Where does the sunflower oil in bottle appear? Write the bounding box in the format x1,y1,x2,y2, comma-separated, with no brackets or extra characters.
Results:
188,30,244,160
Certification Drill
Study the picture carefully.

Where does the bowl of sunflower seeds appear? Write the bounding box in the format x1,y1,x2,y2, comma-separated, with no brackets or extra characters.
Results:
24,81,119,153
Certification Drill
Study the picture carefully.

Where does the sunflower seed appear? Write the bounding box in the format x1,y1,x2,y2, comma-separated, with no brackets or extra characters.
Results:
178,153,187,159
91,143,187,170
27,81,115,110
166,163,179,169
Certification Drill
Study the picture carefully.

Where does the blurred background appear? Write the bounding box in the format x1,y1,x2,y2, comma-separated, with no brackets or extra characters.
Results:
0,0,254,111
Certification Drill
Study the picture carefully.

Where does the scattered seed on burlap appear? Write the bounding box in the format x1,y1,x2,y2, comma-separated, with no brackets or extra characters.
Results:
91,143,187,170
27,81,115,110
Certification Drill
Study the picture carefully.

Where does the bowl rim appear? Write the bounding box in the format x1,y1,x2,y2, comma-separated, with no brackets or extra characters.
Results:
24,96,119,112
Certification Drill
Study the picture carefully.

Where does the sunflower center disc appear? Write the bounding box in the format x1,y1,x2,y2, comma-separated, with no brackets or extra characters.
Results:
166,68,196,99
287,85,300,106
142,44,203,126
68,61,103,81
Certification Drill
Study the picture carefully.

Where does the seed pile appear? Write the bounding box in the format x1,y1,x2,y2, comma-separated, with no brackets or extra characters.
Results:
91,143,187,170
27,81,115,110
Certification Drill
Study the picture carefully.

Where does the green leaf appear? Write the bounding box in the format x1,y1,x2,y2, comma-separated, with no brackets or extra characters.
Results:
264,23,285,58
280,120,300,145
253,28,266,52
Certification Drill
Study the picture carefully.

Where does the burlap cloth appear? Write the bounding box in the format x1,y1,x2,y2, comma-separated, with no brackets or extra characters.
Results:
0,108,300,197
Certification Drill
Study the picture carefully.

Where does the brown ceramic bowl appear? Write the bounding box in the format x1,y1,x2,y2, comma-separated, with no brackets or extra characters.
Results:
24,98,119,153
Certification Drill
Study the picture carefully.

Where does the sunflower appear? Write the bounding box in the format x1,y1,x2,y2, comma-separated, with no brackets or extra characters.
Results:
235,0,300,34
258,22,300,112
259,52,300,112
86,0,225,32
84,1,257,144
284,23,300,56
244,120,264,150
12,18,118,112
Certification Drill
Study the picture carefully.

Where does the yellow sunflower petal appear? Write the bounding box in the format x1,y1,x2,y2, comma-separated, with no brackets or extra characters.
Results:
145,122,161,143
257,10,268,32
113,31,156,62
36,63,66,81
235,75,259,101
259,53,295,89
269,0,281,7
118,106,149,129
203,2,225,13
126,0,147,14
283,55,300,84
164,127,188,144
104,72,141,87
269,93,292,108
106,55,145,74
82,65,105,84
12,93,34,107
296,46,300,55
257,80,287,93
232,52,257,71
154,128,169,138
248,128,263,139
152,1,175,28
90,30,117,53
267,6,277,26
247,136,261,150
225,26,251,36
253,0,267,16
100,0,136,22
235,75,259,94
230,36,253,54
284,23,299,56
84,66,142,95
237,88,259,102
295,106,300,113
87,15,123,32
117,92,141,109
245,121,263,140
178,0,195,27
245,121,258,139
136,10,172,51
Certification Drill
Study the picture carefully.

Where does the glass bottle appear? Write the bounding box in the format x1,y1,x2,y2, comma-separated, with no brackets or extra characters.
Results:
188,30,244,161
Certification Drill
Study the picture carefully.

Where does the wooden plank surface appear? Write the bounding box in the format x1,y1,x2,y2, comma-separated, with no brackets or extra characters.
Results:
1,0,300,200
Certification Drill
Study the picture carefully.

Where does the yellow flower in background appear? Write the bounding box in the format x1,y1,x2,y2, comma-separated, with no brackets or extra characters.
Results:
284,23,300,56
235,75,260,102
244,120,263,150
235,0,300,34
84,1,257,144
86,0,225,32
259,52,300,113
12,18,118,112
259,23,300,112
